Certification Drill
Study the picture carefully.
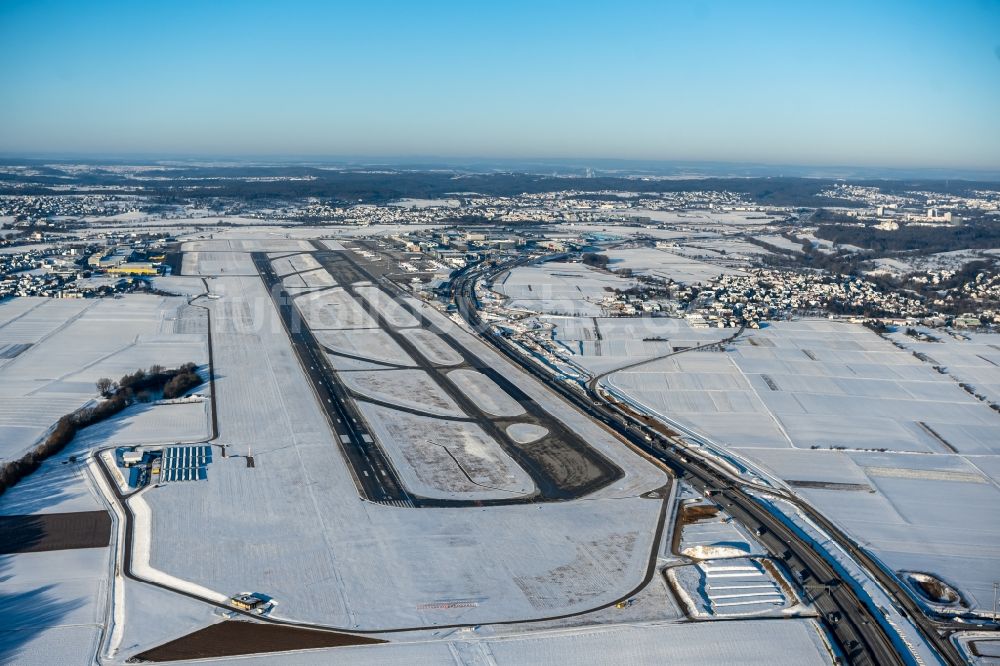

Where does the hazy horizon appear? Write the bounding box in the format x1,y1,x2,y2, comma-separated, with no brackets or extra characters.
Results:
2,1,999,170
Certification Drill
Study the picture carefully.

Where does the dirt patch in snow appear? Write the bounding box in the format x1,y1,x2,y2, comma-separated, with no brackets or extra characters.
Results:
133,620,383,661
0,511,111,553
906,572,962,606
680,503,719,525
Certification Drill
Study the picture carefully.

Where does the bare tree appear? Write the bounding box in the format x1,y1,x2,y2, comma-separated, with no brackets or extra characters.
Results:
96,377,115,397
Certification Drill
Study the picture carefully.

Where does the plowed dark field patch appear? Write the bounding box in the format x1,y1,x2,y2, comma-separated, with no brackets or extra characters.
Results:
133,620,385,661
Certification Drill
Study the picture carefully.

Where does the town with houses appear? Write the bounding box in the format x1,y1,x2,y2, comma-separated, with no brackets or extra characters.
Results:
4,174,999,326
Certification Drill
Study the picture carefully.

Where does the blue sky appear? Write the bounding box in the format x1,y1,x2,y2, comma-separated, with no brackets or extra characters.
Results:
1,0,998,168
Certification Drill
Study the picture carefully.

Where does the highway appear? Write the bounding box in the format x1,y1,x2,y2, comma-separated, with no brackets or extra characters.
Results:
451,256,964,666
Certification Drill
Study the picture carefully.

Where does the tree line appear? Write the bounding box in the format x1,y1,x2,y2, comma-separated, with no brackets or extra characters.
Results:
0,362,202,496
581,252,610,269
815,221,1000,254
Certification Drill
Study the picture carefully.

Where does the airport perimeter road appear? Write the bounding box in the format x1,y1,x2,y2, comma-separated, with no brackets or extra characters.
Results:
92,444,671,638
452,259,961,666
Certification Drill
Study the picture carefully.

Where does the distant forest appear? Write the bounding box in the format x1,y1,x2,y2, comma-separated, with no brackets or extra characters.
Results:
815,220,1000,254
0,163,996,207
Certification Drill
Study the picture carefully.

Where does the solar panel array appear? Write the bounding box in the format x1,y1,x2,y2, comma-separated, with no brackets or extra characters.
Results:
159,445,212,483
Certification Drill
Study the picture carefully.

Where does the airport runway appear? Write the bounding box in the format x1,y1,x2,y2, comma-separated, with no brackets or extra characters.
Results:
254,248,625,506
253,252,414,505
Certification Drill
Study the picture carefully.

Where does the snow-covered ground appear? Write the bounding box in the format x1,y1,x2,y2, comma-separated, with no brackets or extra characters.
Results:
182,250,258,276
0,436,112,662
494,262,635,316
354,285,420,328
359,402,535,500
136,269,668,632
0,349,214,665
315,328,415,366
73,400,211,447
207,616,833,665
753,234,805,253
343,369,464,417
605,318,1000,614
888,327,1000,415
150,275,208,297
0,296,208,463
669,557,795,619
298,267,337,288
544,315,732,374
400,328,464,366
0,548,109,665
447,369,526,417
506,423,548,443
294,288,378,330
185,238,315,253
603,247,746,284
676,501,766,561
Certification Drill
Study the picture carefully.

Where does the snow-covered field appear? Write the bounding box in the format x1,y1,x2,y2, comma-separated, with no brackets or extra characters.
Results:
0,445,110,665
602,209,780,228
0,297,208,463
0,548,109,665
359,402,535,500
753,234,805,253
184,238,315,253
354,285,420,328
399,328,464,366
0,335,213,665
869,257,915,275
343,369,464,417
906,249,988,271
315,328,415,366
606,318,1000,613
603,247,746,284
181,250,258,276
447,368,526,417
544,316,732,374
298,267,337,288
495,262,634,316
73,400,210,447
506,423,548,443
682,237,773,258
294,288,378,330
204,617,832,665
150,275,208,297
888,328,1000,413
